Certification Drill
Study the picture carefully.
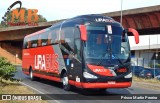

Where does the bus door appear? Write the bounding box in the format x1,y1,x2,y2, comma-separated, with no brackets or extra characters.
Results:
60,25,76,81
72,27,83,83
64,26,83,83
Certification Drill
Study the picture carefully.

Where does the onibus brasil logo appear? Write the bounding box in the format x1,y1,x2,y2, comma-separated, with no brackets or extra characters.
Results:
1,0,39,26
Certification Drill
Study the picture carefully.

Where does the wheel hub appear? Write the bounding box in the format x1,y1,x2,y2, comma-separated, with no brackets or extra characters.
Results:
30,71,33,79
63,77,68,85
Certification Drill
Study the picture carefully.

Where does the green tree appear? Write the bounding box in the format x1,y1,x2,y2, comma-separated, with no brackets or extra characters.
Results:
1,7,47,27
0,57,16,83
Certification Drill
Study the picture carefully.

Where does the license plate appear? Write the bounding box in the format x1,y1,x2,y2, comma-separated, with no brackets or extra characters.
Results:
108,81,116,84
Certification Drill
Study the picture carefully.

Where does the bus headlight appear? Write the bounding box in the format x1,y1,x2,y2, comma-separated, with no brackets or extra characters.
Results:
124,72,132,78
83,72,98,79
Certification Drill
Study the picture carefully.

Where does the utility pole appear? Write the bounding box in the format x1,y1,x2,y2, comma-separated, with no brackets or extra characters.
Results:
120,0,123,24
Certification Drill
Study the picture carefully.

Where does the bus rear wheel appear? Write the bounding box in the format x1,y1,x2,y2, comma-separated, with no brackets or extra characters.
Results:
62,73,71,91
29,69,35,81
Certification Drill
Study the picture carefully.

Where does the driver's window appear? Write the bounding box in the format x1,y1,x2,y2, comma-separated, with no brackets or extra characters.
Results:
74,27,81,60
121,34,129,56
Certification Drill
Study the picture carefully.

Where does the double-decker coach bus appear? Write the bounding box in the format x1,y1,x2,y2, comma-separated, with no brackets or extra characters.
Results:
22,14,139,90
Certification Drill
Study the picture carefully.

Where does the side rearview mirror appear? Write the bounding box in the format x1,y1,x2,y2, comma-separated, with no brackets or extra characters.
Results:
79,25,87,41
127,28,139,44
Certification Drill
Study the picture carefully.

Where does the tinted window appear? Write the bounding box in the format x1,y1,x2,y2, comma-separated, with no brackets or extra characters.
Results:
41,32,48,46
84,25,129,60
74,27,81,60
61,21,75,51
23,38,27,49
31,35,38,48
49,24,60,44
38,35,42,47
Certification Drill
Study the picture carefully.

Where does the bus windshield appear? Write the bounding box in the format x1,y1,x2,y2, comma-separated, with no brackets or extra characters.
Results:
84,24,130,65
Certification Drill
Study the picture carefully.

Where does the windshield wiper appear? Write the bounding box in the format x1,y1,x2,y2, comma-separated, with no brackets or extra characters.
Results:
96,50,108,66
96,51,128,67
113,53,132,68
112,53,125,67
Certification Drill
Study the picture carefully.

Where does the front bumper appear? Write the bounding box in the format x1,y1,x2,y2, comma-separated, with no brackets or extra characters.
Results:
69,80,132,89
81,82,131,88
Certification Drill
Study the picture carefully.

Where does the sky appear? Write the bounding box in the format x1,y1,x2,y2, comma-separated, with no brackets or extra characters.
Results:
0,0,160,22
0,0,160,48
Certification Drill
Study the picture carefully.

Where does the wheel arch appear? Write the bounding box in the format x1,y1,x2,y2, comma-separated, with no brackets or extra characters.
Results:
60,69,67,79
29,65,32,73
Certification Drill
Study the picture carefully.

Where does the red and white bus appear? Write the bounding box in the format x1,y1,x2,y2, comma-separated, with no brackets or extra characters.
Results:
22,14,139,90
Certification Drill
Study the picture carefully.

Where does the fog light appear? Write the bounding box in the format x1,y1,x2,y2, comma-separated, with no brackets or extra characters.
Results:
124,72,132,78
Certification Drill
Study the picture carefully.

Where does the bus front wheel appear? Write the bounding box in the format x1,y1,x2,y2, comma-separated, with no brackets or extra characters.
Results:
62,73,71,91
98,88,107,93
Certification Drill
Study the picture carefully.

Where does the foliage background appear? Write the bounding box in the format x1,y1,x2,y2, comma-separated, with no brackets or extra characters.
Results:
0,57,16,82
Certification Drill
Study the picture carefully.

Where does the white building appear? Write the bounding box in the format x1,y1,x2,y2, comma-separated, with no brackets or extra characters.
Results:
129,34,160,67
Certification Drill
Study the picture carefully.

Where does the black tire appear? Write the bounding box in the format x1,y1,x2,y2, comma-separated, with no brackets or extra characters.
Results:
29,69,35,81
98,88,107,92
62,73,71,91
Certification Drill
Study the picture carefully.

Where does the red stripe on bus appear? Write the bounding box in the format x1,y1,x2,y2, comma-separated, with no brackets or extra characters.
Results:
33,73,61,82
69,80,75,85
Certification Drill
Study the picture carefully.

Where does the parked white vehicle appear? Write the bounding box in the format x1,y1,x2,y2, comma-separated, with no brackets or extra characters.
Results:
155,75,160,80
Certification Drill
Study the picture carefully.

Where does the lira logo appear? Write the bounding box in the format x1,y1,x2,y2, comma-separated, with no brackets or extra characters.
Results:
95,18,114,23
34,54,59,73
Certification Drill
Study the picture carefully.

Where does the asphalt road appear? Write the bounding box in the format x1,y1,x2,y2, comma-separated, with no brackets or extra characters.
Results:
14,66,160,103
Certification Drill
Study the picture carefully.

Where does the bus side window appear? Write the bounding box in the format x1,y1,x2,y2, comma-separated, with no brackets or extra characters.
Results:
49,25,60,44
61,30,65,43
50,29,59,44
47,32,52,45
31,41,37,47
61,27,74,52
74,27,81,60
55,30,59,43
23,38,27,49
31,35,38,48
27,40,31,48
38,35,42,46
41,32,48,46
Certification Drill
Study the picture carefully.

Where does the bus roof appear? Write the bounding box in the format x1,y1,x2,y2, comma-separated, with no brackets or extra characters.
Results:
71,14,114,20
70,14,115,23
25,14,118,38
25,22,62,38
25,29,47,38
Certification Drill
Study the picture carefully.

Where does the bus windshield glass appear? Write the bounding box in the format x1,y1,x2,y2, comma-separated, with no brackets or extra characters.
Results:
84,24,130,64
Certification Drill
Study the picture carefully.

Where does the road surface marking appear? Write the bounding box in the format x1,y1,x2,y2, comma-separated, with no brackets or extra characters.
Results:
20,82,61,103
